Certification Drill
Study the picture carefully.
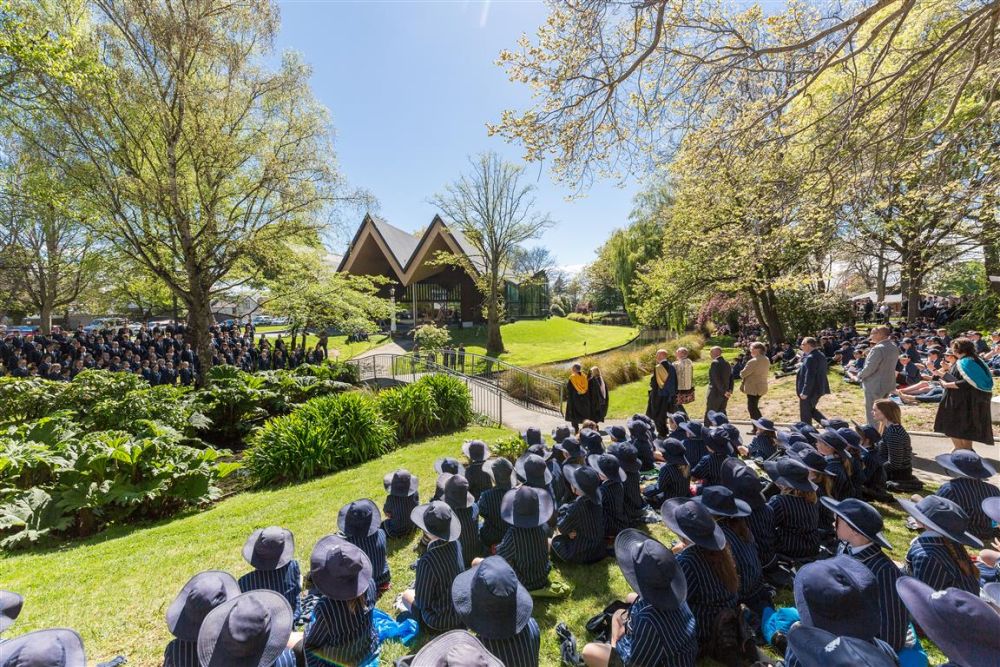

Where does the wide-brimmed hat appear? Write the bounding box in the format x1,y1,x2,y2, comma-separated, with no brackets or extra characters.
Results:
704,428,734,456
515,453,553,486
526,443,553,461
501,485,554,528
762,458,818,493
410,630,503,666
820,418,850,430
706,410,729,426
627,419,651,438
383,468,419,497
588,453,626,482
680,421,703,439
795,555,879,640
655,438,688,466
752,418,776,433
0,628,85,666
794,449,834,476
555,436,583,460
444,474,475,510
899,495,983,548
935,449,996,480
486,458,516,489
0,590,24,633
434,457,465,476
452,556,533,639
661,499,726,551
563,464,601,503
820,497,891,549
197,591,292,667
835,428,862,450
463,440,490,463
579,428,604,456
791,423,818,444
695,485,751,518
853,424,880,447
608,425,628,442
551,425,572,444
786,626,896,667
167,571,241,640
721,459,766,509
242,527,295,571
521,428,546,446
897,576,1000,666
337,500,381,539
669,411,689,426
615,529,687,612
608,443,640,474
984,496,1000,523
776,430,809,449
309,535,373,600
815,429,851,456
411,501,462,542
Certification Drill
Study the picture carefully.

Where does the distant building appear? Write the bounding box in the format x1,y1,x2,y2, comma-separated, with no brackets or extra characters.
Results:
338,213,549,328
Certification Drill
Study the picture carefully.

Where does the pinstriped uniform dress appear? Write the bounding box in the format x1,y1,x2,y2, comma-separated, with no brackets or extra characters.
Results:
238,560,303,623
453,504,482,568
937,477,1000,540
904,534,980,594
465,462,493,501
612,597,697,667
746,504,776,568
622,471,647,526
846,543,910,651
304,581,378,667
747,435,777,460
382,493,419,538
497,525,551,591
479,617,541,667
551,495,606,564
766,494,819,559
477,485,512,549
674,544,739,648
342,529,390,588
690,453,729,487
163,639,199,667
719,524,768,611
600,480,628,538
413,538,466,631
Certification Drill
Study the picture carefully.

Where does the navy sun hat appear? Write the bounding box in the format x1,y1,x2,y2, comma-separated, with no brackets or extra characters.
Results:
410,630,503,666
608,425,628,442
795,448,834,476
751,418,776,433
762,458,818,493
562,464,602,504
608,443,640,474
434,457,465,476
704,428,734,455
899,495,983,548
486,458,516,489
820,497,892,549
309,535,373,601
337,500,381,539
835,428,862,450
720,459,766,510
526,443,553,461
720,423,743,446
935,449,996,479
815,429,851,456
0,590,24,633
627,419,651,438
579,428,605,456
462,440,490,463
167,570,241,641
853,424,881,447
452,556,533,639
680,421,703,439
443,474,475,510
655,438,688,466
555,436,583,460
794,555,879,640
669,411,689,426
695,485,751,518
820,418,850,431
791,423,818,444
411,501,462,542
897,576,1000,666
615,529,687,612
588,453,626,482
706,410,729,426
776,430,809,449
786,626,897,667
660,499,726,551
983,496,1000,523
383,468,419,497
0,628,85,666
551,425,572,444
521,427,546,447
501,485,554,528
242,526,295,571
515,453,553,487
197,591,292,667
983,582,1000,609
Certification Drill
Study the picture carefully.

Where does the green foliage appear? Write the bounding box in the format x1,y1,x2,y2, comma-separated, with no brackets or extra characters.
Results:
417,374,474,432
566,312,591,323
377,383,439,442
294,360,360,384
549,303,566,317
413,323,451,350
245,392,395,486
773,287,854,338
491,433,527,462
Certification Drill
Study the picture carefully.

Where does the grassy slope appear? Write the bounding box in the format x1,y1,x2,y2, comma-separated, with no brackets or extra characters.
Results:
447,319,638,367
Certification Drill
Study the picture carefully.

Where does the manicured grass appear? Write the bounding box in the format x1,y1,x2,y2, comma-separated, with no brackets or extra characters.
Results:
447,318,638,367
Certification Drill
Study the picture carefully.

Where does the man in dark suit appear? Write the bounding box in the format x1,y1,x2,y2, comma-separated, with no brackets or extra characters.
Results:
704,346,733,419
796,337,830,425
646,349,678,437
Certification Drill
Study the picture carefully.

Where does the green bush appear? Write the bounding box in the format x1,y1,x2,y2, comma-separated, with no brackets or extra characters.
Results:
549,303,566,317
413,323,450,350
245,392,395,486
377,382,439,441
417,374,473,431
492,433,527,462
566,312,591,323
294,360,360,384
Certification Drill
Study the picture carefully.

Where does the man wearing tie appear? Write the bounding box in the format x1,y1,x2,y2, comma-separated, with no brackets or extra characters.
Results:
704,346,733,419
856,325,899,426
796,337,830,425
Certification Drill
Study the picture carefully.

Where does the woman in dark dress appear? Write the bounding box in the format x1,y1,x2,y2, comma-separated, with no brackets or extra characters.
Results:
588,366,609,426
934,338,995,450
565,363,592,432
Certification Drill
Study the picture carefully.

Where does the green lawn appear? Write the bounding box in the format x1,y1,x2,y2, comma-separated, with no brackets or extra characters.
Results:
3,421,945,665
448,318,638,367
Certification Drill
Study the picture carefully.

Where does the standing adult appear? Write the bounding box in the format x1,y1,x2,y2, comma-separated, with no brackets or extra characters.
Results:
646,349,678,437
565,363,592,433
934,338,996,451
856,326,899,426
739,342,769,424
796,337,830,425
705,346,733,420
588,366,609,427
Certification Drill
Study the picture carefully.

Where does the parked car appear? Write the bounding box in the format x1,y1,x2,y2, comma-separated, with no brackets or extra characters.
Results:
84,317,126,333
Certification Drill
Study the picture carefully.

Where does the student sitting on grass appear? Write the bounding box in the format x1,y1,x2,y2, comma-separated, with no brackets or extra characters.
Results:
814,429,856,501
853,424,891,502
606,442,646,527
551,464,606,564
494,486,553,592
198,590,296,667
442,474,482,568
625,418,657,471
382,469,419,539
399,501,465,632
0,629,86,667
871,399,915,485
478,458,516,552
432,458,464,501
165,571,241,667
933,449,1000,543
899,495,982,594
741,418,778,460
722,459,776,573
239,527,303,624
689,427,733,489
337,500,390,594
644,438,690,509
678,420,707,468
763,458,821,560
462,440,494,500
589,453,628,539
301,535,378,667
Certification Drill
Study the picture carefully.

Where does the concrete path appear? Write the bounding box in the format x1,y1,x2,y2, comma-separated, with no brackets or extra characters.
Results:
349,339,407,359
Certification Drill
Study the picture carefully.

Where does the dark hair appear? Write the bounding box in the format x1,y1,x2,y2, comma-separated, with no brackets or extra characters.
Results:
941,540,977,578
702,544,740,594
721,516,753,544
952,338,976,358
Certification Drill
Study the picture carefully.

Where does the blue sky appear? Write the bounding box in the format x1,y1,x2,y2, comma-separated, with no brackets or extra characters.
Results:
274,0,640,269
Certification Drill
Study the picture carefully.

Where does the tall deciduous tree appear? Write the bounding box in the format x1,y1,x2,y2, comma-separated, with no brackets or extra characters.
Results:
431,152,553,357
23,0,364,382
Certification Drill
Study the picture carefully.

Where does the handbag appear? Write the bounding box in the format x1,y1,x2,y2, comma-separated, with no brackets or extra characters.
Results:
677,388,695,405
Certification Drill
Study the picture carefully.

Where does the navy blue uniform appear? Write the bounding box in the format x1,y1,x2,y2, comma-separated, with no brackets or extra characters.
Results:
382,493,419,538
600,479,628,538
824,455,856,500
682,437,706,468
746,504,776,568
453,505,482,567
904,534,979,594
644,464,689,509
304,581,378,667
675,544,739,649
480,618,541,667
937,477,1000,541
747,435,777,460
342,529,390,589
720,524,769,613
690,453,728,487
465,462,493,500
622,471,647,526
767,493,819,559
238,560,303,623
497,525,551,591
477,485,511,549
551,495,606,564
163,639,199,667
613,597,697,667
846,543,910,651
413,538,465,631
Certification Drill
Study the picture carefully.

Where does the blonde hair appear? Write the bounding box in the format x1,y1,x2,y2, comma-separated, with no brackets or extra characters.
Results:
589,366,602,379
873,398,901,425
676,347,689,358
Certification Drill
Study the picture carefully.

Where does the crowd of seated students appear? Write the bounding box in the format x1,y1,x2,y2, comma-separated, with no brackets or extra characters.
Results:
6,407,1000,667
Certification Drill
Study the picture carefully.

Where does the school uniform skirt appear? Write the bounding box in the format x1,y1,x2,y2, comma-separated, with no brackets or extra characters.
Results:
934,382,995,445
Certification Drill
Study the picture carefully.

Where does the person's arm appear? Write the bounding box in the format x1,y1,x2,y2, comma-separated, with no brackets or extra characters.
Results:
856,345,880,382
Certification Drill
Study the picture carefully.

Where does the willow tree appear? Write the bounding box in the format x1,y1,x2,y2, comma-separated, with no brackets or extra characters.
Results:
25,0,360,381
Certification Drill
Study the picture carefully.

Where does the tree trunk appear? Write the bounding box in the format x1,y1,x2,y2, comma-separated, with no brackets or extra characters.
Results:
186,284,215,387
39,302,53,335
485,275,504,358
749,289,786,345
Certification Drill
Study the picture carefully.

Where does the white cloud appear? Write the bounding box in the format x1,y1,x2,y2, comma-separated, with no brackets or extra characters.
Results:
558,263,586,275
